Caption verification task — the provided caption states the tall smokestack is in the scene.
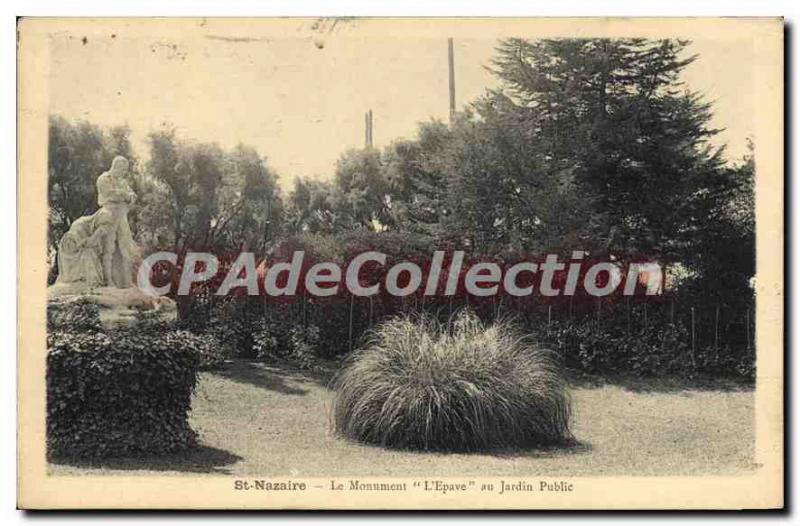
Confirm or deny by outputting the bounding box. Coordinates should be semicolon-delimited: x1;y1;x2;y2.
368;109;373;147
448;38;456;123
365;111;374;148
364;109;373;148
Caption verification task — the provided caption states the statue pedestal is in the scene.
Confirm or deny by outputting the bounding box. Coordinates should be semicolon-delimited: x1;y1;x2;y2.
47;283;177;329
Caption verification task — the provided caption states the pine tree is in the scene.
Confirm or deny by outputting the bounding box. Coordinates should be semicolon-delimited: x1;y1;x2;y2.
491;38;735;263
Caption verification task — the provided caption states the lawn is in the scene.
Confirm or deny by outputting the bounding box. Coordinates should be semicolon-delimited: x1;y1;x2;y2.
49;359;755;477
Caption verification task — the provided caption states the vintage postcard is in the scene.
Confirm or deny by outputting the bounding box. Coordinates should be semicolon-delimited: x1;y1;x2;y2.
17;17;783;510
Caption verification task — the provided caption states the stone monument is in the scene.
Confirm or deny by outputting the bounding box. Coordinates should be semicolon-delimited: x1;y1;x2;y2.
47;156;176;328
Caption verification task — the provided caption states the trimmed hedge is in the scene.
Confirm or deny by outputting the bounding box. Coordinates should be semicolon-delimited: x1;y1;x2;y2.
46;303;203;458
531;315;755;380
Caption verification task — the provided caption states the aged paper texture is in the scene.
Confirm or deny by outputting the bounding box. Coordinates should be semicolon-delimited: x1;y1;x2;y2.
18;17;783;510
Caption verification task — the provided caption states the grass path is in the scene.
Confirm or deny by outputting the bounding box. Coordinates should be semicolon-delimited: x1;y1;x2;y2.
49;360;755;476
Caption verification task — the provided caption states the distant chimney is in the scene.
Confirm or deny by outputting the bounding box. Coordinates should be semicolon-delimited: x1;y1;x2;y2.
365;109;373;148
448;38;456;123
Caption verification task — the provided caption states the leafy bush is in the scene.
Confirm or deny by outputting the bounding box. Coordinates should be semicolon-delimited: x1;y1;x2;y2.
534;314;754;380
126;306;228;370
693;343;756;380
47;327;200;458
332;310;572;452
252;322;282;359
129;307;175;333
288;324;321;371
47;297;103;334
44;301;222;458
207;313;258;358
176;330;228;370
253;320;321;371
179;294;262;358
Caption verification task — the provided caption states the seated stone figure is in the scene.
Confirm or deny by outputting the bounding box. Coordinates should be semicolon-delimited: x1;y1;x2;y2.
56;156;139;288
50;156;175;328
54;212;107;287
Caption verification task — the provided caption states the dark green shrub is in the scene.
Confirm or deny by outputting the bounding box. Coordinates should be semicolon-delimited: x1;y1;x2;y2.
288;324;321;371
626;324;692;376
208;314;258;357
46;299;208;458
253;320;321;371
47;328;200;458
332;311;572;452
532;309;754;380
126;307;230;370
130;307;176;334
174;330;228;370
179;295;262;358
541;323;624;374
47;297;103;334
694;343;756;380
252;321;282;359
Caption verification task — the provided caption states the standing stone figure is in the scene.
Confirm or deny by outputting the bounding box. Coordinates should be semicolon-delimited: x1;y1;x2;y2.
55;156;139;289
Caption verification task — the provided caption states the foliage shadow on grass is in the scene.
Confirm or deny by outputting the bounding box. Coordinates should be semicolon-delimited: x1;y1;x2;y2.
209;359;315;395
48;444;242;474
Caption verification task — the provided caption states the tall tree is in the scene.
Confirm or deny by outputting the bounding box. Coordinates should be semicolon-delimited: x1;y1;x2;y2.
285;177;353;235
212;144;283;253
383;120;452;237
145;128;284;253
333;148;391;230
491;38;734;262
681;142;755;305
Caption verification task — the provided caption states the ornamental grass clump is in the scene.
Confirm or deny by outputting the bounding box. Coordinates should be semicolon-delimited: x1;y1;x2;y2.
332;311;572;452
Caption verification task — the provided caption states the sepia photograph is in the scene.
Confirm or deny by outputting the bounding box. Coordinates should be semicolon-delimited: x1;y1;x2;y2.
16;16;784;510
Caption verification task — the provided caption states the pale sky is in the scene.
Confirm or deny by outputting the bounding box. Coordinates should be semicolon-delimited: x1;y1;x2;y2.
47;19;755;190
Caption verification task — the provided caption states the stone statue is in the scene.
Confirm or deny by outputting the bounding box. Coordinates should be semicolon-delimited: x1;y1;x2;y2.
49;156;174;328
56;156;139;288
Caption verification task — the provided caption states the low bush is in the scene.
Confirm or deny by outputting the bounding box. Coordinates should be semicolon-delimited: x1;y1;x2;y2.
252;321;282;359
253;320;321;371
176;330;228;370
45;301;216;458
47;328;200;458
179;294;262;358
128;307;228;370
533;315;755;381
47;297;104;334
287;324;321;371
332;310;572;452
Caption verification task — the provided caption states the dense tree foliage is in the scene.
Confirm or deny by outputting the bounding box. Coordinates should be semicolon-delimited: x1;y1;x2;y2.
46;37;756;377
140;128;283;253
382;121;451;237
48;37;754;308
487;38;739;262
